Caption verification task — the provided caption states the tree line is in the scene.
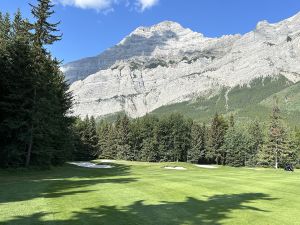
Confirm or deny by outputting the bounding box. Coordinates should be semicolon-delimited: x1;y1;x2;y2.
74;105;300;169
0;0;74;168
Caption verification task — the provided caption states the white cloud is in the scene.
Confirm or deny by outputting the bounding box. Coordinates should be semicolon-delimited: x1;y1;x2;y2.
55;0;116;11
54;0;159;12
136;0;159;11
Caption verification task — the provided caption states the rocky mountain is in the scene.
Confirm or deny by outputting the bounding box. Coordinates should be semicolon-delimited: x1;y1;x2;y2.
64;13;300;119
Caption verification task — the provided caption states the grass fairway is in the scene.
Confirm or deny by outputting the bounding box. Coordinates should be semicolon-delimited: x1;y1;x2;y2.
0;161;300;225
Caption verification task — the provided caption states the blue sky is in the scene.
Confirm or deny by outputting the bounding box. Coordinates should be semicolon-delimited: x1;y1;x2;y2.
1;0;300;63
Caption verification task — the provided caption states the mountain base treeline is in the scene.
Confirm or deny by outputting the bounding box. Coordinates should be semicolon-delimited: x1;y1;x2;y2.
74;107;300;169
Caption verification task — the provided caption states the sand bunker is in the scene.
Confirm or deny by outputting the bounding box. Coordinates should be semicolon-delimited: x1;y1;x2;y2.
68;162;114;169
100;159;115;163
164;166;186;170
195;164;218;169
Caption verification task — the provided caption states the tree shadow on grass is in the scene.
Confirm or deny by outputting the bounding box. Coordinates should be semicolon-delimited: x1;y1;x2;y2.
0;162;135;204
0;193;276;225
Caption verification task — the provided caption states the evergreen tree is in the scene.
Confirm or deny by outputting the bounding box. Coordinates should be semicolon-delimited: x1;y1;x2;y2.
73;116;98;160
115;115;133;160
136;115;159;161
30;0;61;48
223;127;251;167
0;1;72;168
258;104;288;168
246;120;264;166
188;122;207;163
99;122;118;159
171;114;191;162
88;116;99;156
156;113;191;162
207;113;228;165
25;0;73;167
141;137;159;162
0;11;37;167
293;128;300;167
156;116;173;161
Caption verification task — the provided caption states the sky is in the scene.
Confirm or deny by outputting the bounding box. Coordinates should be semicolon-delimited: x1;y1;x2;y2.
1;0;300;63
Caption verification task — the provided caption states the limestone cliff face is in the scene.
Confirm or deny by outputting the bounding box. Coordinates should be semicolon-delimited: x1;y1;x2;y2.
65;13;300;118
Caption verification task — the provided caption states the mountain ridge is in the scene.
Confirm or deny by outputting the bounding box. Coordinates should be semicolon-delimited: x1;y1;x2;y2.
65;12;300;119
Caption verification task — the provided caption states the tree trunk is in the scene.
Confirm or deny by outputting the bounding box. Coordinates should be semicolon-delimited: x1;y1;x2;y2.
26;88;36;167
25;124;33;167
275;144;278;169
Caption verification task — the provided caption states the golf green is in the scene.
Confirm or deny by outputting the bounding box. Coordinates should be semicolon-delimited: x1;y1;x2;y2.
0;161;299;225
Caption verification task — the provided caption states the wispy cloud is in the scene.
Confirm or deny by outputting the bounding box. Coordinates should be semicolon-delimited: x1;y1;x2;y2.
54;0;159;12
54;0;116;11
136;0;159;12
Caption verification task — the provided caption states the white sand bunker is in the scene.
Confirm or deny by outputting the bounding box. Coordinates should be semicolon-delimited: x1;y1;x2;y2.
164;166;186;170
68;162;114;169
100;159;115;163
195;164;218;169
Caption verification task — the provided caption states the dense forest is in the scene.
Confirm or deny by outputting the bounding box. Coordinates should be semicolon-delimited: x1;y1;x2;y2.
0;0;74;168
0;0;299;169
73;107;300;169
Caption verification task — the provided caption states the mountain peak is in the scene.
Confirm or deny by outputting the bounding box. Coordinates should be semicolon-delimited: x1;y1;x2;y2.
152;20;183;29
131;20;185;36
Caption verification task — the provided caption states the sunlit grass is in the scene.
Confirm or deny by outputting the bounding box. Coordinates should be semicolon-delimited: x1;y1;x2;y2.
0;161;299;225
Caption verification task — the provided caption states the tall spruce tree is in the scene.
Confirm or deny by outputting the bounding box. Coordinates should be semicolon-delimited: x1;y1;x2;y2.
258;104;288;168
188;123;207;163
293;128;300;166
207;113;228;165
223;127;251;167
25;0;73;167
25;0;62;166
115;115;133;160
30;0;61;47
246;120;264;166
137;115;159;161
98;122;117;159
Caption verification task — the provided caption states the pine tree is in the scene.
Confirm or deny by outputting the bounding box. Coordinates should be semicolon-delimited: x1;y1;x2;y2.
87;116;99;157
115;115;133;160
98;122;117;159
293;128;300;167
246;120;264;166
188;122;207;163
30;0;61;48
0;13;11;41
141;137;159;162
24;0;73;167
136;115;159;161
223;127;251;167
207;113;228;165
1;4;72;168
258;104;288;168
156;116;173;161
281;129;298;167
0;11;37;167
25;0;63;166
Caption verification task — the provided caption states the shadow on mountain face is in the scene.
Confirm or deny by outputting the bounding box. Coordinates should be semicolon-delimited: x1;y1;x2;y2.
0;163;135;204
1;193;276;225
64;30;178;83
